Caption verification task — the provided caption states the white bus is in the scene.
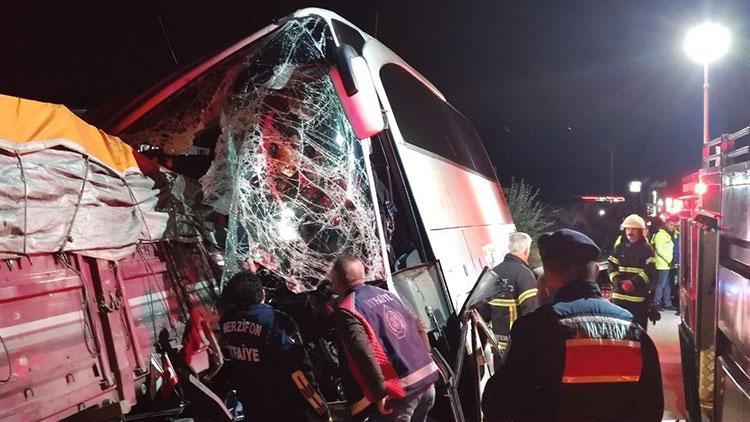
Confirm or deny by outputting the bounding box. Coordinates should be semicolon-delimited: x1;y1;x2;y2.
100;8;514;420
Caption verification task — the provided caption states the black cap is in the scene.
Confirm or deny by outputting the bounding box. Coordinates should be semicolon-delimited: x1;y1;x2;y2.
538;229;600;262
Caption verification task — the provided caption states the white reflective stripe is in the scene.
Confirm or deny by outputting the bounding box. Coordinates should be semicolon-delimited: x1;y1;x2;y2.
128;291;170;307
400;361;438;388
5;323;82;350
0;310;83;338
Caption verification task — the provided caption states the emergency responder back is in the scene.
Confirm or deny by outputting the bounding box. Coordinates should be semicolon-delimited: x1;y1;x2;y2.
483;229;664;422
484;281;664;421
474;253;539;348
219;271;329;421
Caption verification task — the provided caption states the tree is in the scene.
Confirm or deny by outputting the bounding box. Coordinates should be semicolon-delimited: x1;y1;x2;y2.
505;179;552;267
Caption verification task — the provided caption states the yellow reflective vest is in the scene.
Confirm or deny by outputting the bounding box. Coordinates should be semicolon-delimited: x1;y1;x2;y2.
651;229;675;271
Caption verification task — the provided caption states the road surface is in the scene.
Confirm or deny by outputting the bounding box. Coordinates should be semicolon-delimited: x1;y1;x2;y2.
650;311;686;421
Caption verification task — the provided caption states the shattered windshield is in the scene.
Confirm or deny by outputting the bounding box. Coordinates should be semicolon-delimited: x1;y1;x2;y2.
120;16;384;291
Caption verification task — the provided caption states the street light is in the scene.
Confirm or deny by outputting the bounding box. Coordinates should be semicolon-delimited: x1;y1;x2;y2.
628;180;642;193
684;22;731;144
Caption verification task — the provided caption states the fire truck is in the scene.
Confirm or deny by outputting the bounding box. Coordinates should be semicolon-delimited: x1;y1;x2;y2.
679;126;750;420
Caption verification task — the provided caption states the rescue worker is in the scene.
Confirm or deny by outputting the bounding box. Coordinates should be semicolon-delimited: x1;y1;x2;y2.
671;223;681;314
329;254;439;421
219;270;330;421
608;214;658;330
651;216;678;310
474;232;539;349
482;229;664;421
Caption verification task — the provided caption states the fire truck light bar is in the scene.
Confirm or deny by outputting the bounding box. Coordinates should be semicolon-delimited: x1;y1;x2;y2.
580;196;626;203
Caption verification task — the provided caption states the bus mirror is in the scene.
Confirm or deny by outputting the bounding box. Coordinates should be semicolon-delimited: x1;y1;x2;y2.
330;44;384;140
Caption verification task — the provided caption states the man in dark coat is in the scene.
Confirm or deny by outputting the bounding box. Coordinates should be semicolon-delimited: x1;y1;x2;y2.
609;214;658;330
482;229;664;421
475;232;539;349
219;271;330;421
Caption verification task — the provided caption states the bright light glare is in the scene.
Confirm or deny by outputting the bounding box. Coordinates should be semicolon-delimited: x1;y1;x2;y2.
695;181;708;195
335;132;346;146
598;209;606;217
684;22;731;64
277;207;298;241
628;180;642;193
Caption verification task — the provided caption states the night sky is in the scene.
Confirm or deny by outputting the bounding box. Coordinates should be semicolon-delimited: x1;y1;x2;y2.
2;0;749;200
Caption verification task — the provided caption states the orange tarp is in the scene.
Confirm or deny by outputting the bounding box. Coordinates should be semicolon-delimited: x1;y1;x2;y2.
0;94;138;173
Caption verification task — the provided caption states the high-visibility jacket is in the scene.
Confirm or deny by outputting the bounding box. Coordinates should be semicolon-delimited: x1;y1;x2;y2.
607;238;656;305
481;279;664;421
474;254;539;348
334;284;439;414
651;229;676;270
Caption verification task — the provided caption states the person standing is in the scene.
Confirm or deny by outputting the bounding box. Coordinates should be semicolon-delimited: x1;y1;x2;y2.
608;214;658;330
474;232;539;349
671;223;681;314
482;229;663;421
329;255;439;421
219;271;330;421
651;217;678;310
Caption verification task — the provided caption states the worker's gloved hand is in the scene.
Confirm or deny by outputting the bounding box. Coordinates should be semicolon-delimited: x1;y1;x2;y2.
647;303;662;325
620;279;635;292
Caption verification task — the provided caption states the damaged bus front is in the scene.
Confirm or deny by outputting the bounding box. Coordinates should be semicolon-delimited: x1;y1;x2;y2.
101;8;513;420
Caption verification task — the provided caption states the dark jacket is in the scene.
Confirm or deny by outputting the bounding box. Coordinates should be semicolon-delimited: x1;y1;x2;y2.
475;254;539;346
608;238;656;304
482;279;663;422
220;303;329;421
334;284;438;415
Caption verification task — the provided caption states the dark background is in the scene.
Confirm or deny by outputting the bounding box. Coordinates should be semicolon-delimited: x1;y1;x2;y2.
2;0;749;200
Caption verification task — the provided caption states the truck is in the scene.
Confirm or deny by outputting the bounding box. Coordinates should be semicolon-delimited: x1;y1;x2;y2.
0;93;230;421
1;8;513;421
679;125;750;421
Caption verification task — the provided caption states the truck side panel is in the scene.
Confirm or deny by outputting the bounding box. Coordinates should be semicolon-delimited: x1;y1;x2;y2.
0;243;218;421
0;255;120;421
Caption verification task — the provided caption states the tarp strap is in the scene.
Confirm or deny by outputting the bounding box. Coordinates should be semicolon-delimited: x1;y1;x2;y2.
124;175;154;241
59;155;91;252
16;153;28;254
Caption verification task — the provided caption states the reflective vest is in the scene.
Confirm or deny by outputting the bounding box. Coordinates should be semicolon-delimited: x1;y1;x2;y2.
651;229;675;270
338;284;439;403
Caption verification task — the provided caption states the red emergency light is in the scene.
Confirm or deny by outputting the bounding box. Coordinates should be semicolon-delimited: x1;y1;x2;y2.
580;196;626;203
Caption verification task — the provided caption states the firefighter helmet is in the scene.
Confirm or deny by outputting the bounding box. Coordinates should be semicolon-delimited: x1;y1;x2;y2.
620;214;646;230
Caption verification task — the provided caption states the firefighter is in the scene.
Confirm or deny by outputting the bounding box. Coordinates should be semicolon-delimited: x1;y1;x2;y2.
329;254;439;422
608;214;658;330
482;229;664;421
219;271;330;421
474;232;539;350
651;216;678;310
